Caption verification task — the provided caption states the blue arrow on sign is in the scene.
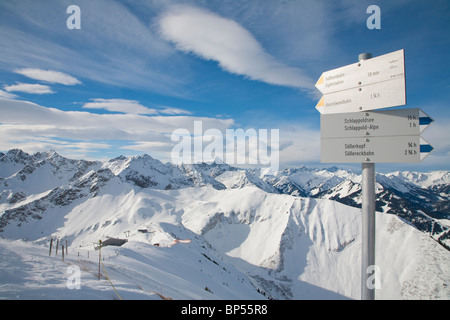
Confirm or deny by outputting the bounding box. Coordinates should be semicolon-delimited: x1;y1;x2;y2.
419;110;434;133
420;138;434;160
419;116;433;126
420;144;433;153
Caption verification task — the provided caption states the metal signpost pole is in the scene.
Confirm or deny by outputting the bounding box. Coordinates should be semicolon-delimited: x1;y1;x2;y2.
358;53;376;300
361;162;376;300
316;48;432;300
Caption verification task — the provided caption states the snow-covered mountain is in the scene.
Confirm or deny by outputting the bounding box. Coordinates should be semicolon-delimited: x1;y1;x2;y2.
0;149;449;300
263;165;450;249
0;149;100;200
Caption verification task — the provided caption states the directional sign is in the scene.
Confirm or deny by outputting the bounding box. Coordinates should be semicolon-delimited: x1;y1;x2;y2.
316;49;405;95
316;49;434;164
320;108;433;138
321;136;433;163
315;76;406;114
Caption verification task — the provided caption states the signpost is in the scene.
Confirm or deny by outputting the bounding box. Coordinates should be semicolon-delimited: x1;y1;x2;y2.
315;50;433;300
320;108;434;163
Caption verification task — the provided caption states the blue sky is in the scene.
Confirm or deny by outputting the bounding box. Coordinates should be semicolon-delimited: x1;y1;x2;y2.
0;0;449;172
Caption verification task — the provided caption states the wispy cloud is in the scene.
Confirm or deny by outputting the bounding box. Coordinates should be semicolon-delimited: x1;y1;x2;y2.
278;125;320;165
158;5;314;92
3;83;54;94
14;68;81;85
82;99;193;116
0;98;233;160
0;0;184;96
419;117;450;167
120;141;169;152
82;99;159;115
158;106;192;115
0;89;17;99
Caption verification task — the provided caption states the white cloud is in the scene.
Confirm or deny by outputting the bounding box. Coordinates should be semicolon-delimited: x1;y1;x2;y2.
3;83;54;94
0;1;182;96
277;125;321;166
158;5;314;91
82;99;159;115
82;99;194;116
0;98;323;167
0;89;17;99
0;98;234;160
158;106;192;115
121;141;169;151
0;128;112;160
14;68;81;85
418;118;450;167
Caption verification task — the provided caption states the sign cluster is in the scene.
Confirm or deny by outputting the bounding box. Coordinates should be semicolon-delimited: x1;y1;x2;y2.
316;49;434;163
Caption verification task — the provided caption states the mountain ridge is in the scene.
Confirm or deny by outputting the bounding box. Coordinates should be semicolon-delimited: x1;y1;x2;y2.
1;149;449;248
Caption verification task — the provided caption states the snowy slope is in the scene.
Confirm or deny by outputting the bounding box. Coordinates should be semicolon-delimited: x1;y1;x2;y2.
386;170;450;188
179;187;449;299
261;164;450;248
0;238;263;300
102;154;192;190
0;150;449;300
1;183;449;299
0;169;266;299
263;166;358;197
176;163;227;190
0;149;100;206
215;170;278;193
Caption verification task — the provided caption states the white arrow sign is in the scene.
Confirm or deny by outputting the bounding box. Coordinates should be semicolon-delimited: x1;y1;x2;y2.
315;49;406;114
316;76;406;114
315;49;405;95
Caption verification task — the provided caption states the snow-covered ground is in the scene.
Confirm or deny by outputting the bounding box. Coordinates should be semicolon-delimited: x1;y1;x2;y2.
0;236;263;300
1;186;449;300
